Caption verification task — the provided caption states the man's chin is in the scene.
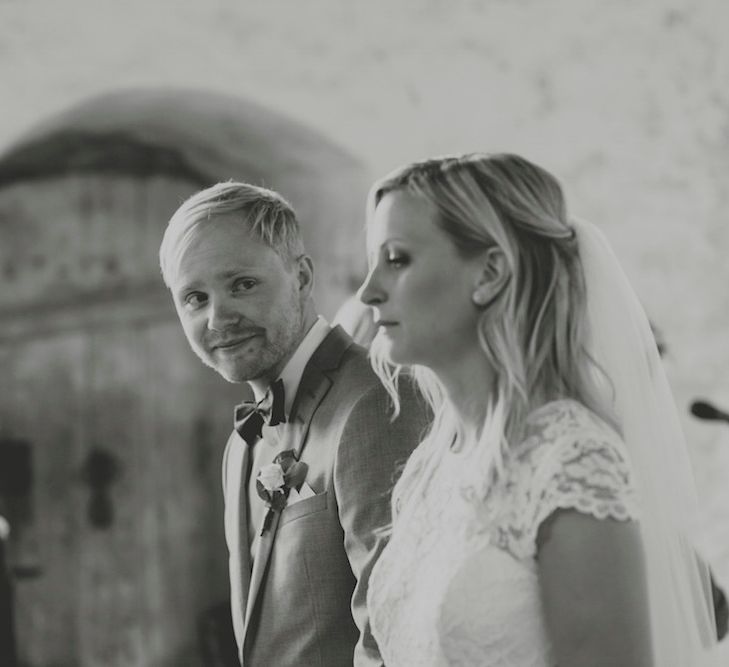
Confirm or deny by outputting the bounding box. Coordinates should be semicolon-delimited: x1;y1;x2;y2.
216;365;257;384
198;356;250;383
211;357;277;384
220;371;248;384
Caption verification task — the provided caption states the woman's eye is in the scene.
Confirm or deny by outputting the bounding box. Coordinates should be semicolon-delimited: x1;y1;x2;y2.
386;253;409;268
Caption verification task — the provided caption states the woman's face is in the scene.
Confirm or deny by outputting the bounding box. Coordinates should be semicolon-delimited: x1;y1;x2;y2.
358;190;484;369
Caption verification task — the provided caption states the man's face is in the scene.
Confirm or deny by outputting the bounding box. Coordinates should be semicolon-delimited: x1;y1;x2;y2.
169;214;308;384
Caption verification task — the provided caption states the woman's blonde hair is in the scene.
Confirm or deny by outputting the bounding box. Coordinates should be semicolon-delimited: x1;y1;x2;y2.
366;153;616;510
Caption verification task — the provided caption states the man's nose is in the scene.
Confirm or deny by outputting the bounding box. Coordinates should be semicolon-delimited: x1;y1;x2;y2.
207;295;241;331
357;266;385;306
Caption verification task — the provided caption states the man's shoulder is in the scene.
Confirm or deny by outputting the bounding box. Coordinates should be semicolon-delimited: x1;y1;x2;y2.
336;339;377;381
333;365;429;436
309;327;428;423
311;327;375;390
319;347;379;419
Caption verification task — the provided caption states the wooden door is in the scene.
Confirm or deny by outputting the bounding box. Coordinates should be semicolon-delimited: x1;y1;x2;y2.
1;312;238;667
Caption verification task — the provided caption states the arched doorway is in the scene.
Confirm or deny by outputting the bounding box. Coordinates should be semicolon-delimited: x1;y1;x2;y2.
0;88;370;667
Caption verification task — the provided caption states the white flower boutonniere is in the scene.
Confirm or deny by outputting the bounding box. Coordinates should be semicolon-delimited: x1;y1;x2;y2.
257;463;285;493
255;449;308;535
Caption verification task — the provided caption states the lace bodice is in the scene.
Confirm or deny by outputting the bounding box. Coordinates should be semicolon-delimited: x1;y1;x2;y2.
367;399;640;667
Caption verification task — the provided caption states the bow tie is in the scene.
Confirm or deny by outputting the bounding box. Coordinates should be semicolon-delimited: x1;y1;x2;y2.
234;378;287;447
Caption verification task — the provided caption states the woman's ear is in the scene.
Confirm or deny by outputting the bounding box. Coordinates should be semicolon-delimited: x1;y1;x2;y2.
472;247;510;307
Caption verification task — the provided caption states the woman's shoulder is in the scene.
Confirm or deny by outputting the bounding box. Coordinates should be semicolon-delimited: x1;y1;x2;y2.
514;398;624;461
527;397;617;433
495;398;639;559
507;398;636;509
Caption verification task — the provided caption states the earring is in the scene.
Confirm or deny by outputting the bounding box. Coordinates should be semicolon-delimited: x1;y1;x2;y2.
472;291;488;306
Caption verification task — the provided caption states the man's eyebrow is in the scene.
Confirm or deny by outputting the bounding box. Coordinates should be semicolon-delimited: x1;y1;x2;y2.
216;269;250;280
175;269;256;295
174;280;200;299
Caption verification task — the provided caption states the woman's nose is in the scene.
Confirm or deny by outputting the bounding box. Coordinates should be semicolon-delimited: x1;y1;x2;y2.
357;266;385;306
207;295;241;331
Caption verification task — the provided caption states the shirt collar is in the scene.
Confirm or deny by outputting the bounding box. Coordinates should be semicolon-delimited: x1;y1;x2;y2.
250;316;331;416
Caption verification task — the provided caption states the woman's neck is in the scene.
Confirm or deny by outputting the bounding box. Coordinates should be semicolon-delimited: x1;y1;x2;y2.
432;350;496;442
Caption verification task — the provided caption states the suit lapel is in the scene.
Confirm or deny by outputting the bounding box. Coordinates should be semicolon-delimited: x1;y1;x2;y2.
241;327;354;642
225;434;253;650
245;508;281;624
238;444;253;597
288;365;332;460
288;325;353;460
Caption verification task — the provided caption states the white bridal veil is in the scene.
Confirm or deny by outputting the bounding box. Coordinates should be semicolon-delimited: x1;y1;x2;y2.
574;218;719;666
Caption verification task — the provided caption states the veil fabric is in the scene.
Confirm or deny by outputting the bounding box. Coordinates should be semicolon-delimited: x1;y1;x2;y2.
574;218;719;665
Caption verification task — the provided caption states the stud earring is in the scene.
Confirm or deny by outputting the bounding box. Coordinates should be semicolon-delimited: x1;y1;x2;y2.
472;291;488;306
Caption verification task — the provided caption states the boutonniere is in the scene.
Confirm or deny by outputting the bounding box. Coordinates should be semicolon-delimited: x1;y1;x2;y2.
256;449;308;535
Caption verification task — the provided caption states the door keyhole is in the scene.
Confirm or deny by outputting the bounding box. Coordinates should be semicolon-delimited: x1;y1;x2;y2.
80;448;120;529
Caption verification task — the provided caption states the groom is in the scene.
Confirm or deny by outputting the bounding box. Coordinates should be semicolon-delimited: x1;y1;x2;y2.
160;182;428;666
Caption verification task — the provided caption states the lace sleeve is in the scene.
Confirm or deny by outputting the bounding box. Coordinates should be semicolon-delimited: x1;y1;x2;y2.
496;400;641;560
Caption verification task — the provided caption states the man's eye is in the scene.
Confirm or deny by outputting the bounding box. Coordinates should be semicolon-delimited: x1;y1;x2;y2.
184;292;207;308
233;278;258;292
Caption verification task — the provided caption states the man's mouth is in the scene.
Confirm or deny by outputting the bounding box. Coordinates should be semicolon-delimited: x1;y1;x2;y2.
212;333;261;351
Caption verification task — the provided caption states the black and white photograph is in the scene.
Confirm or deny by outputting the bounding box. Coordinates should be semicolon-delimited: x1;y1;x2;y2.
1;2;728;665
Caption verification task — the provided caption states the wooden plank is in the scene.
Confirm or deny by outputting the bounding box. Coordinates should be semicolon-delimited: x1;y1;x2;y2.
138;319;234;667
79;324;146;667
1;332;87;667
74;317;233;667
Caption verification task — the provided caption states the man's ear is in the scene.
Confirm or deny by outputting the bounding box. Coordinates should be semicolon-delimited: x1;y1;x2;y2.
296;255;315;295
472;246;510;307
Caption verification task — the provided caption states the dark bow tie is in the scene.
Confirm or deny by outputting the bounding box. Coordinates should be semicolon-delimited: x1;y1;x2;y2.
234;378;287;447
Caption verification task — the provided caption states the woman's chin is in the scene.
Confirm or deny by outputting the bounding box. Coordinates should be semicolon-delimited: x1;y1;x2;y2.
373;333;403;365
380;341;414;367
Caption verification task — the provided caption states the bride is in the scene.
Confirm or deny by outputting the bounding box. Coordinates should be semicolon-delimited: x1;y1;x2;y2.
358;153;719;666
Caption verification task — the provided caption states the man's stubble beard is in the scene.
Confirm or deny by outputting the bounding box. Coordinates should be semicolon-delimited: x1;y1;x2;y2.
212;294;306;384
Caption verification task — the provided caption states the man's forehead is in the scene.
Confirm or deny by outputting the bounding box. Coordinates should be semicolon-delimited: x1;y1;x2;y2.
170;231;282;288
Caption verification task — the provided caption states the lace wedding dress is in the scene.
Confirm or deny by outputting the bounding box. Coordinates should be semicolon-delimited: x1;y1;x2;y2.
367;399;639;666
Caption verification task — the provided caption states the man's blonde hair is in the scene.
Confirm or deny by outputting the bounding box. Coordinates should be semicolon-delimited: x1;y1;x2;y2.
159;181;305;287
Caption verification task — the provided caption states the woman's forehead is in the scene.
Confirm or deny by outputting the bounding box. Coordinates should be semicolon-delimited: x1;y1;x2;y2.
368;191;442;248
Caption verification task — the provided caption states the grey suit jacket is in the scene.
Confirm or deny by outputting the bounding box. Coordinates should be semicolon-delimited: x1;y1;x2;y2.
222;326;430;666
